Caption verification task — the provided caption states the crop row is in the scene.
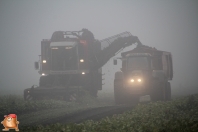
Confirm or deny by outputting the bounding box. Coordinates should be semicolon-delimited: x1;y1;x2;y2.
0;94;111;118
19;94;198;132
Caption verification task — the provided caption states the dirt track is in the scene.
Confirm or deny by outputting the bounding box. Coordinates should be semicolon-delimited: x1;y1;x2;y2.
26;105;134;126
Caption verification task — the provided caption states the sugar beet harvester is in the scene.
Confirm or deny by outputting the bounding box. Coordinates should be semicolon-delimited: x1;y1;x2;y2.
113;45;173;104
24;29;143;100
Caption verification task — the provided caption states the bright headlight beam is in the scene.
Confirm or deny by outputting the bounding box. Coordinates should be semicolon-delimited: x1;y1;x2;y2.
138;79;141;82
82;72;85;75
80;59;84;62
43;60;46;63
130;79;134;82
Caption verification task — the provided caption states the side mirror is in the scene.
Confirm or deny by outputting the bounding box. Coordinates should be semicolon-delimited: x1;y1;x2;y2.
34;62;39;70
113;59;117;65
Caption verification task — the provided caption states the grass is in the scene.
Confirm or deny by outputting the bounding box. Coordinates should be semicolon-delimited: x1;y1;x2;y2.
0;92;115;128
1;93;198;132
18;94;198;132
0;95;113;116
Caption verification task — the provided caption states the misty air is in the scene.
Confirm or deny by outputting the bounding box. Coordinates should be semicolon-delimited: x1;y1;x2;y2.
0;0;198;131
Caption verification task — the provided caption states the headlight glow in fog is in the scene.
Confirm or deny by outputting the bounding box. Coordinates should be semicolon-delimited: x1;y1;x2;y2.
130;79;134;82
80;59;84;62
138;79;142;82
130;78;142;83
82;72;85;75
43;60;46;63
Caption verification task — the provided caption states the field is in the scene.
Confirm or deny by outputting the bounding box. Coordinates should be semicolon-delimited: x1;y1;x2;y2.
0;93;198;132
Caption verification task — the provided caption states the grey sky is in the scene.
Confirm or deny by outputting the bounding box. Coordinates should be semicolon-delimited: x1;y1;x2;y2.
0;0;198;95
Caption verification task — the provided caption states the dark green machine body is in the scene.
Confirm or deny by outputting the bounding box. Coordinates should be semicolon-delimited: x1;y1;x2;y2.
24;30;144;101
114;45;173;104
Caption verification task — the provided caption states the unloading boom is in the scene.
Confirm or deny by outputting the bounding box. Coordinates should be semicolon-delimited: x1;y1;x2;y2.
94;31;142;70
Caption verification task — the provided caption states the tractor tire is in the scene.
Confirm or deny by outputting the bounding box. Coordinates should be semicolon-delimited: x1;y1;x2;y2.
166;82;171;101
151;80;166;102
151;71;168;102
114;71;125;104
161;81;167;101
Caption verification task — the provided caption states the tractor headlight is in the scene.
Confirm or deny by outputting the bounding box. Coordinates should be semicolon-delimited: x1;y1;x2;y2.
80;59;84;62
130;79;134;82
42;73;45;76
43;60;46;63
129;78;142;83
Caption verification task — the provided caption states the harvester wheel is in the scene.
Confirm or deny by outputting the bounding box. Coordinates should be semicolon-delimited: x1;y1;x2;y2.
114;79;125;104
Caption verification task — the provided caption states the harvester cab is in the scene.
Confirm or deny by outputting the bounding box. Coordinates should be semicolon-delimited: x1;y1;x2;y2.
37;30;98;76
24;29;144;101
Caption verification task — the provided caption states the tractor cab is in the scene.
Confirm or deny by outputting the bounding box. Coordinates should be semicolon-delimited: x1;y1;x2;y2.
125;53;152;72
123;53;152;85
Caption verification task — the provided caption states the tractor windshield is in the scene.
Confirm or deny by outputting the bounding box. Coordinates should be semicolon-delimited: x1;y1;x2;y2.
50;41;78;70
127;56;150;71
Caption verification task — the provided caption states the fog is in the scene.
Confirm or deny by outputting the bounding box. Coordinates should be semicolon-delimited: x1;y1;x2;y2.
0;0;198;96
